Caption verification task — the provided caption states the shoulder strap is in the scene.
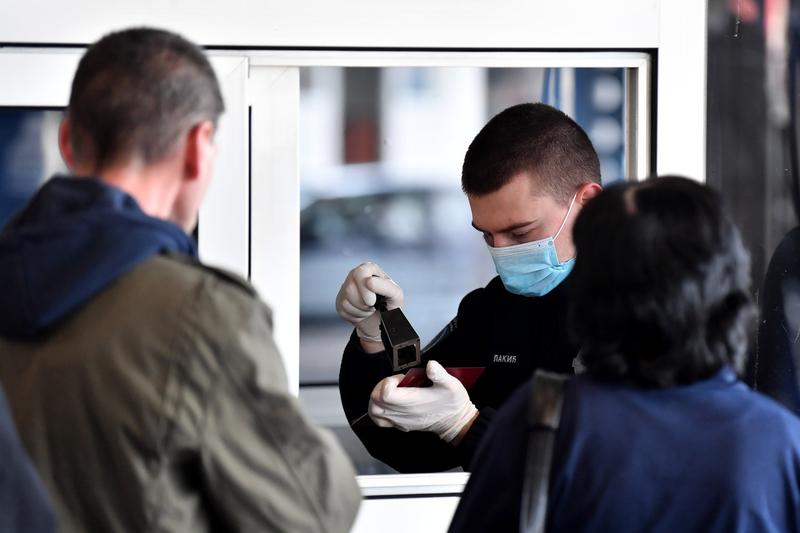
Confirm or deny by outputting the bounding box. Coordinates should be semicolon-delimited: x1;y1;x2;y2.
520;370;569;533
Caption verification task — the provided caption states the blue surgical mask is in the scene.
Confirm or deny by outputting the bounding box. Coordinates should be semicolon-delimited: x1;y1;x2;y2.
487;193;577;297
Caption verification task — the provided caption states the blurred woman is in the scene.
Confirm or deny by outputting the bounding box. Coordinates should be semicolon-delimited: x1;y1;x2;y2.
449;176;800;533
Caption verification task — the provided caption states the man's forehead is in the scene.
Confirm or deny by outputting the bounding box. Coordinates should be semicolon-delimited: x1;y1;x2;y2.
468;192;559;232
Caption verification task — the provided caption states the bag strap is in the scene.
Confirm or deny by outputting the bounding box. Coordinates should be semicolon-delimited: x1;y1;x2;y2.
519;370;569;533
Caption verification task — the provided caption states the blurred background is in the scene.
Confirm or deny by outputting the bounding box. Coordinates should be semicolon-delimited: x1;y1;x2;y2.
0;110;64;226
706;0;800;382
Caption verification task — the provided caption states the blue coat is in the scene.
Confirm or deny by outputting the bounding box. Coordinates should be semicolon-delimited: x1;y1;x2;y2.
450;367;800;533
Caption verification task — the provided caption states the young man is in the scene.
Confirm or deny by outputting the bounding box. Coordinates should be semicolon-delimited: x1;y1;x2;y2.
336;103;602;472
0;28;359;532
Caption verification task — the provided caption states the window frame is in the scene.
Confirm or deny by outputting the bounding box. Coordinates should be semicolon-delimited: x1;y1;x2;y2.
244;50;652;496
0;45;689;501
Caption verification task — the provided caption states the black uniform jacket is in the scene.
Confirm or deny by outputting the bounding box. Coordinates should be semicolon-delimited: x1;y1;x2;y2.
339;275;580;473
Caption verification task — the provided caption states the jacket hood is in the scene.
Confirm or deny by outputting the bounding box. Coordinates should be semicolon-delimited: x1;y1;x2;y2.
0;176;196;339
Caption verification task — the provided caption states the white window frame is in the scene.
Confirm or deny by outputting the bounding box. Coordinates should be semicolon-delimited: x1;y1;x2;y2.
0;45;698;527
244;51;651;501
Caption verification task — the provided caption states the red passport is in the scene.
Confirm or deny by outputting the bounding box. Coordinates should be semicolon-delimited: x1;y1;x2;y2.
399;366;485;390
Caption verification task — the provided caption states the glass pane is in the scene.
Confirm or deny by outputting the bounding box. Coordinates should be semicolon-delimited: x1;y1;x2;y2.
298;66;628;474
0;109;66;227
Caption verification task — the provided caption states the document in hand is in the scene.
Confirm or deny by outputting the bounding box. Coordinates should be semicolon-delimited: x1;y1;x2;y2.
398;367;485;390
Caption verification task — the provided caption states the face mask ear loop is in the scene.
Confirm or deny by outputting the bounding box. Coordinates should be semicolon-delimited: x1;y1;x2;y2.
553;192;578;241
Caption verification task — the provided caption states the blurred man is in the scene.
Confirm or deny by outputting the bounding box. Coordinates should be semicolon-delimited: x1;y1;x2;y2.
337;103;602;472
0;28;359;532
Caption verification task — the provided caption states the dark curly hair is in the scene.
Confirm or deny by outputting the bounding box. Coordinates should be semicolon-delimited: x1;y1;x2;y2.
570;176;754;388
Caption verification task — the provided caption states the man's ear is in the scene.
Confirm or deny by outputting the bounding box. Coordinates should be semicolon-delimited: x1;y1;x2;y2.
183;121;216;181
58;118;76;170
577;182;603;205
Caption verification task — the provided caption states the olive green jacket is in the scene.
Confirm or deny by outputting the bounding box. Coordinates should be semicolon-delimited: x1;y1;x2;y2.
0;253;360;532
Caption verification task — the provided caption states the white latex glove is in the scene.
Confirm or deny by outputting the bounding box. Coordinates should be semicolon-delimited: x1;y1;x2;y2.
368;361;479;443
335;262;404;343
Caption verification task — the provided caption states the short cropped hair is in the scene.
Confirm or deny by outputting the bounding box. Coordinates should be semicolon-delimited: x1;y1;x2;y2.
68;27;224;169
570;176;754;388
461;103;600;205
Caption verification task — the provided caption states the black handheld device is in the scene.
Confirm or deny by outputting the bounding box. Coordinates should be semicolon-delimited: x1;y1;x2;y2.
375;293;422;372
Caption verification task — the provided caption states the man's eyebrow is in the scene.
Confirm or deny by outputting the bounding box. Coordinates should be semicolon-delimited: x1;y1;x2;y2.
471;220;538;234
